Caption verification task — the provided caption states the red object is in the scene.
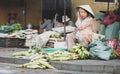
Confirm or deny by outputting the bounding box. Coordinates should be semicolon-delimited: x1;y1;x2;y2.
117;46;120;54
102;12;119;25
107;39;117;50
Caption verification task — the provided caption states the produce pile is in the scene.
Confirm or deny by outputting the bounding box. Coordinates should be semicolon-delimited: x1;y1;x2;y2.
110;49;119;59
12;44;43;57
48;50;79;61
16;50;80;69
18;53;55;69
51;32;61;39
0;23;22;33
71;44;90;59
13;44;89;69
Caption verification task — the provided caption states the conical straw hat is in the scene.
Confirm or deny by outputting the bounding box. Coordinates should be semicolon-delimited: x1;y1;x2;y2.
76;5;95;18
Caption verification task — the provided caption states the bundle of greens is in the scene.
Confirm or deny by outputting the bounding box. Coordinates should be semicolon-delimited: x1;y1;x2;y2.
12;44;43;57
71;44;90;59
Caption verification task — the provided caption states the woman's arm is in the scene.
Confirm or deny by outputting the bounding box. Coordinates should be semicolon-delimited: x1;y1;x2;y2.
79;18;93;30
79;24;90;30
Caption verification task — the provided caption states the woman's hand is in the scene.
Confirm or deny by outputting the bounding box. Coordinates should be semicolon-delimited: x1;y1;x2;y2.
73;28;79;34
85;34;92;42
74;28;78;32
80;24;90;30
79;26;85;30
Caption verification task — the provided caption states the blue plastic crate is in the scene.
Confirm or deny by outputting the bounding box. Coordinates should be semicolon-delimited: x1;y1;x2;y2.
44;48;67;53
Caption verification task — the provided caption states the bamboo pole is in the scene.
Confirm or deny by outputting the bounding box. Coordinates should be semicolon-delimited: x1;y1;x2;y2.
64;0;66;41
41;0;43;20
39;0;43;34
107;0;110;14
25;0;27;25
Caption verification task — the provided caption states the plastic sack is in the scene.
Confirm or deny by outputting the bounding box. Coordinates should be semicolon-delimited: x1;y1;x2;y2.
118;30;120;40
92;33;105;41
98;24;106;35
89;41;112;60
105;22;120;39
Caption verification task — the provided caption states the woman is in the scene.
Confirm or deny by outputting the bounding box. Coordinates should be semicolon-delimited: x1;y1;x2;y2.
66;5;95;51
39;18;53;33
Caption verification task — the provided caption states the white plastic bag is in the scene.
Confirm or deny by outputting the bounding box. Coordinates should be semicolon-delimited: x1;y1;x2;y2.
54;40;67;48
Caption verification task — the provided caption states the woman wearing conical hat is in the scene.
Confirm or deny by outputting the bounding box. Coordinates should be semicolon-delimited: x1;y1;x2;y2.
66;5;95;51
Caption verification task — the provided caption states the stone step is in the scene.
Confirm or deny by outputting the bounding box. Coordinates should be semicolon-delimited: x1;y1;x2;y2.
50;60;120;74
0;62;112;74
0;56;117;74
0;56;30;64
113;69;120;74
0;47;30;64
55;70;112;74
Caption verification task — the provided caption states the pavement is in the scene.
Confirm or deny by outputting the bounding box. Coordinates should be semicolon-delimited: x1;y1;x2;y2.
0;47;120;74
0;62;113;74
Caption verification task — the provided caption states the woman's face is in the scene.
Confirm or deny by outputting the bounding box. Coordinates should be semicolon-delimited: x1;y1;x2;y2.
79;8;88;19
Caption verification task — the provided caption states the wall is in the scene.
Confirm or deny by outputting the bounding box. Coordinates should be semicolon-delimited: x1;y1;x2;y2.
0;0;42;26
26;0;41;25
71;0;118;22
0;0;23;25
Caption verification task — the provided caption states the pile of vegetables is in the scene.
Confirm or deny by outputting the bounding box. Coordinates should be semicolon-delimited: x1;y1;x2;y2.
11;23;22;31
71;44;90;59
0;25;13;33
48;50;79;61
18;60;55;69
110;50;119;59
0;23;22;33
17;50;79;69
12;44;43;57
51;32;61;39
12;44;80;69
18;53;55;69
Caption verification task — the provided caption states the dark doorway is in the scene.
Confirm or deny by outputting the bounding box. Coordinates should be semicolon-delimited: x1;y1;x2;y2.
42;0;71;20
95;0;115;3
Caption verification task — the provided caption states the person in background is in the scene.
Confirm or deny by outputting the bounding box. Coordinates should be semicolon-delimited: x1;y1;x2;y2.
54;18;64;27
54;12;59;25
6;12;18;26
62;15;74;26
39;18;53;33
53;12;63;28
6;18;18;26
66;5;95;51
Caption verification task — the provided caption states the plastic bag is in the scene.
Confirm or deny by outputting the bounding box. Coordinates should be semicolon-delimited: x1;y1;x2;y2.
105;22;120;39
89;41;112;60
118;31;120;40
